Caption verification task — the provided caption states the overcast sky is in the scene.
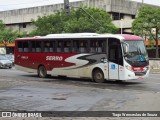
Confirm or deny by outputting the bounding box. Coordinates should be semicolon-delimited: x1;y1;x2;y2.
0;0;159;11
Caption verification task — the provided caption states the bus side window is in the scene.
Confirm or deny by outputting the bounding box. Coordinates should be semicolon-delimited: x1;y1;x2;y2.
101;40;106;53
49;42;54;52
89;40;106;53
36;41;42;52
79;42;85;53
44;41;50;52
23;41;29;52
18;48;23;52
79;41;88;53
90;40;96;53
51;41;56;52
95;41;102;53
57;41;63;53
96;40;106;53
18;41;23;52
72;41;79;53
44;41;55;53
36;48;41;52
30;41;36;52
64;41;71;53
24;48;28;52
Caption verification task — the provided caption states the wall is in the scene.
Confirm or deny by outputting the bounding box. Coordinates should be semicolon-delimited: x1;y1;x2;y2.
149;59;160;73
0;0;141;33
0;0;158;33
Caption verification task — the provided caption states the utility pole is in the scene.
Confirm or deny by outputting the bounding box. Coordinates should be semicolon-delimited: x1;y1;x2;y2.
120;19;123;34
142;0;144;5
64;1;103;33
64;0;70;14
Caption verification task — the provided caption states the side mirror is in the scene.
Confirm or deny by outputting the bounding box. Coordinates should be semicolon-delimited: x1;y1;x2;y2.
122;42;129;56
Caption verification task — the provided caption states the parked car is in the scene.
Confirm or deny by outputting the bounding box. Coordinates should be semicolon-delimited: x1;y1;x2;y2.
5;54;14;65
0;54;13;69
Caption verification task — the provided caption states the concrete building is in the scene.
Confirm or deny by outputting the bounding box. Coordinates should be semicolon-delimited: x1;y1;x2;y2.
0;0;156;34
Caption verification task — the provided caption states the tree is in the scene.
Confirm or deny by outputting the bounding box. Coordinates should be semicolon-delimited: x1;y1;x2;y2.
0;29;19;44
31;6;118;36
0;20;21;44
132;6;160;58
0;20;6;31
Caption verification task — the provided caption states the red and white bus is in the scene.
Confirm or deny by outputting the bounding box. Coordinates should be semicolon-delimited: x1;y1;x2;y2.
14;33;149;82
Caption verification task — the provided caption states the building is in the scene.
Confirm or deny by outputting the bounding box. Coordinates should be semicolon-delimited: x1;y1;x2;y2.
0;0;157;34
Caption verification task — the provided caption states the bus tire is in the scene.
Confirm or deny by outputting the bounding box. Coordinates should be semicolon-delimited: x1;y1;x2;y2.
38;65;47;78
93;69;105;83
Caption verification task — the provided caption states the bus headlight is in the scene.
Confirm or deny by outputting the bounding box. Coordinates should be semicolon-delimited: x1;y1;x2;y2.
125;65;133;72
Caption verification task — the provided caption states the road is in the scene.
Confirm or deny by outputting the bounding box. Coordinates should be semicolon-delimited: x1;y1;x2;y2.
0;68;160;118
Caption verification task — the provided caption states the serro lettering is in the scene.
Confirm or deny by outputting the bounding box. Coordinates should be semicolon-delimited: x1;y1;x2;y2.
46;56;63;61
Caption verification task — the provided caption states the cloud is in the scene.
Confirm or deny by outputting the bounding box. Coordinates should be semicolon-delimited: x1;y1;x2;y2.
0;0;64;11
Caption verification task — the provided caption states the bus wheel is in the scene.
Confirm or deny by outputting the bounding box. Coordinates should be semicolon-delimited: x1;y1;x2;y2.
38;65;47;78
93;69;105;83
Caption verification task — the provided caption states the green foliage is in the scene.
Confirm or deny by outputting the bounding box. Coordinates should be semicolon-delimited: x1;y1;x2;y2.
0;20;6;31
148;41;154;49
132;6;160;36
31;6;118;36
132;5;160;57
0;29;17;44
0;20;21;44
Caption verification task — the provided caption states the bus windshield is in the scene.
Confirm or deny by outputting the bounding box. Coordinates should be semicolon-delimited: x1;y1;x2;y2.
124;40;149;66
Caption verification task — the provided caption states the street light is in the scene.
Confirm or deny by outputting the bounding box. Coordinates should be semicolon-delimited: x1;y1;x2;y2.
120;19;123;34
142;0;144;5
64;0;70;14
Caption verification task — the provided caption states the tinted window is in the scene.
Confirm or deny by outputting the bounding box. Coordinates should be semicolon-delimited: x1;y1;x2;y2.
108;38;123;65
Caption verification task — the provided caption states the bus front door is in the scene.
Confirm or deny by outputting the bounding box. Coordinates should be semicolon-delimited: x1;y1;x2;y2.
108;45;120;80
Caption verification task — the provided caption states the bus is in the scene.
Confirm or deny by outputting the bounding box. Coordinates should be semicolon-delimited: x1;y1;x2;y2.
14;33;149;83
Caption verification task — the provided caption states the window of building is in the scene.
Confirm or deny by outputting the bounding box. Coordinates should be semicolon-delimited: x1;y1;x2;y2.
22;23;26;28
112;12;124;20
132;15;135;19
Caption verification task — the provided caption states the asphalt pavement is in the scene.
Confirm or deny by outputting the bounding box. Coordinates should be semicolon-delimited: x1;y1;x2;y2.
0;68;160;120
